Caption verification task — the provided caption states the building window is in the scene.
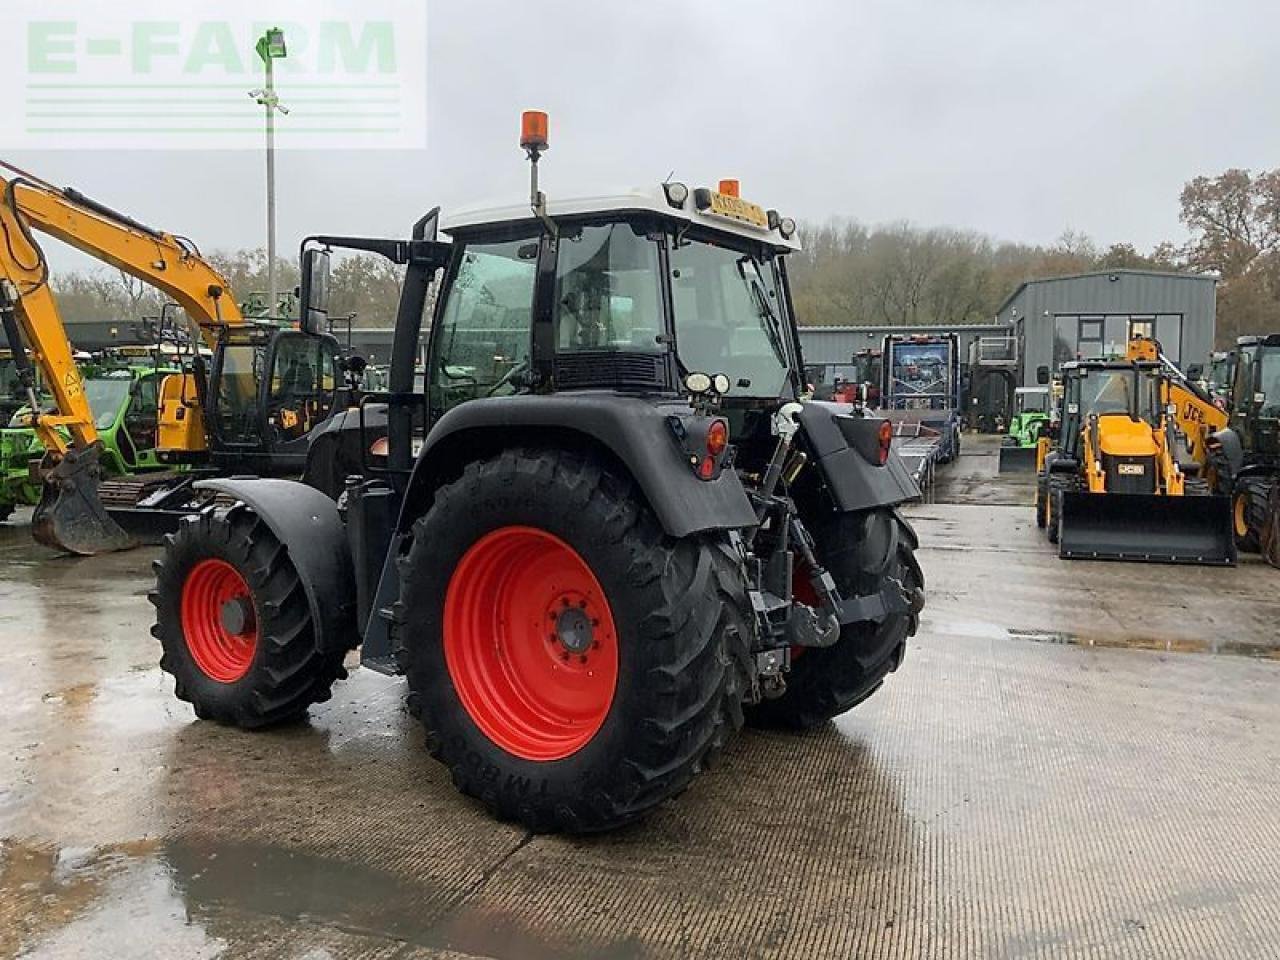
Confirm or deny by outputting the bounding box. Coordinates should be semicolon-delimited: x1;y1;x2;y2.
1156;315;1182;363
1051;313;1183;369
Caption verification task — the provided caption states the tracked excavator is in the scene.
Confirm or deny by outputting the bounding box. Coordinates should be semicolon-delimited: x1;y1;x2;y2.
0;161;349;554
1035;336;1235;564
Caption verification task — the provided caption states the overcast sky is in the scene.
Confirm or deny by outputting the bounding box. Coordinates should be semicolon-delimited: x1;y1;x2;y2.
12;0;1280;274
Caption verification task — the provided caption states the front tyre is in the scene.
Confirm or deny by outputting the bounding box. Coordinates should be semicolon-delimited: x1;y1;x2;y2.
745;507;923;730
151;504;349;728
1233;475;1271;553
393;448;751;833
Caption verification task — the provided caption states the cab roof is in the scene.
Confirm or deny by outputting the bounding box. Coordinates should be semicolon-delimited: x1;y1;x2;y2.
440;184;802;252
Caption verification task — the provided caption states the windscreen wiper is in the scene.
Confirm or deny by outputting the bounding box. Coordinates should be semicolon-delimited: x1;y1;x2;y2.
737;257;789;368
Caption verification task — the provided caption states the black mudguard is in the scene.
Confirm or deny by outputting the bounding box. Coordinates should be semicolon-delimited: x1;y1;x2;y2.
796;402;921;512
193;478;357;654
400;393;758;538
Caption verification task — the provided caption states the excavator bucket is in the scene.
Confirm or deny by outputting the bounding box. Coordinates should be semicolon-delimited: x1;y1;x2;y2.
32;443;136;555
1058;491;1236;566
997;445;1037;473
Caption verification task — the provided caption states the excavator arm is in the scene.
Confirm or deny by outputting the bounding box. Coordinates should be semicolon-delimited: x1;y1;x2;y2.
0;161;245;553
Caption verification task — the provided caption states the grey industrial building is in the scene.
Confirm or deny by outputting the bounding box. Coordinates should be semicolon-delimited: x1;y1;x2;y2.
995;268;1218;384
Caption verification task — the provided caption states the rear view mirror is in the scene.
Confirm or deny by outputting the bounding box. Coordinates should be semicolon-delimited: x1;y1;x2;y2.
1036;365;1050;385
299;247;331;336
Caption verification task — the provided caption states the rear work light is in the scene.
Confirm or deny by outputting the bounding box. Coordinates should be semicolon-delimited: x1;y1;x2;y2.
877;419;893;465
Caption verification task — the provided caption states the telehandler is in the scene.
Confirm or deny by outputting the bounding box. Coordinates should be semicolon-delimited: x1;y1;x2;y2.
0;161;350;553
151;113;926;832
1035;336;1234;564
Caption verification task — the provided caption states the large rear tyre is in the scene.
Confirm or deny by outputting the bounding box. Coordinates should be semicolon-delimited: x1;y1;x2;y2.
151;503;349;728
1233;475;1272;553
0;503;13;523
393;448;751;833
745;508;923;730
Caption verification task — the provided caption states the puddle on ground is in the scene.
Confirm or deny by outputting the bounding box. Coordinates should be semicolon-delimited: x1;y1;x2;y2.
1004;627;1280;660
1;836;640;960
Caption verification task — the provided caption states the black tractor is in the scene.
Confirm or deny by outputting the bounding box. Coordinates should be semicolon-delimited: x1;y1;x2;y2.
151;115;925;832
1210;334;1280;555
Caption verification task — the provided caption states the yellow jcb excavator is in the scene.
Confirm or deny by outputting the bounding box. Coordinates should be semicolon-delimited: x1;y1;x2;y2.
0;161;349;554
1034;336;1235;564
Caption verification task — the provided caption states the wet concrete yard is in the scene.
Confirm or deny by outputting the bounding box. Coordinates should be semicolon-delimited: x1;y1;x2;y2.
3;436;1280;958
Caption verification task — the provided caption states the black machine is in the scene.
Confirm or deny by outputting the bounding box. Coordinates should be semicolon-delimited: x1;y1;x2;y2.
151;115;926;833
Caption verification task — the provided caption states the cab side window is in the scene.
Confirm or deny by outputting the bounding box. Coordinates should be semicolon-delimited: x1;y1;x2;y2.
267;336;337;441
431;237;537;414
124;373;161;451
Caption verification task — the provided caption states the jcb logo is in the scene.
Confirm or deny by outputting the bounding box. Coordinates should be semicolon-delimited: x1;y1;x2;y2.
1182;401;1204;424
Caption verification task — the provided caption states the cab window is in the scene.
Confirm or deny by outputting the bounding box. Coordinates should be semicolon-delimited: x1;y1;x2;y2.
266;336;338;442
431;237;537;413
124;373;161;451
554;223;663;352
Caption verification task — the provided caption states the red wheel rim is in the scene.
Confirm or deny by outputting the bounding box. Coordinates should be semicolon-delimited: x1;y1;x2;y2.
443;526;619;761
791;557;819;661
180;558;258;683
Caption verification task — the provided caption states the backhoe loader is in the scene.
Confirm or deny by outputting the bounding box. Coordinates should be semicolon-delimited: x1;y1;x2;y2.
0;161;348;554
1035;336;1235;564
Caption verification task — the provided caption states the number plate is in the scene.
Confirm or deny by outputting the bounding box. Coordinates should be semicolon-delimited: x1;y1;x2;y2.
1117;463;1145;476
705;191;769;229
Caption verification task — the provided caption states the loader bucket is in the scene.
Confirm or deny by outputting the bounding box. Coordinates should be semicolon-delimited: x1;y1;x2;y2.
998;445;1037;473
1058;491;1236;566
32;443;136;555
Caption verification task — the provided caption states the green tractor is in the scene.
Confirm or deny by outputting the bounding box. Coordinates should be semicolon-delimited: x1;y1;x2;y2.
997;386;1052;473
0;363;178;522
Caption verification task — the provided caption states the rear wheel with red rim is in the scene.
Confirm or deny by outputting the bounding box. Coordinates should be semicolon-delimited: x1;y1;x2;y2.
394;448;752;833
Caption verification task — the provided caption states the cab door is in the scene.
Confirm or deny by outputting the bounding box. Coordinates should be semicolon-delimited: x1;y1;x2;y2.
260;330;343;470
122;371;163;468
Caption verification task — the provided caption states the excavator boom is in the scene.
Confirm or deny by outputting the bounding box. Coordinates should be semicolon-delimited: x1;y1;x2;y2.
0;161;244;554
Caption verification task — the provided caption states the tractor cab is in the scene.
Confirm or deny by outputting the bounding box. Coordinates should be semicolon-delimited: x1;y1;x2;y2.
1229;335;1280;458
425;181;802;418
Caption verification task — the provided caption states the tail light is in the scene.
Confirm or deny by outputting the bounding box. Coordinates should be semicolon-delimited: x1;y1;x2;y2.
706;419;729;456
698;419;730;479
877;419;893;465
370;436;389;457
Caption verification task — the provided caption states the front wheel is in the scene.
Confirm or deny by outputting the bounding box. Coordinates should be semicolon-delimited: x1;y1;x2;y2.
745;507;923;730
1233;475;1272;553
393;448;751;833
151;504;349;728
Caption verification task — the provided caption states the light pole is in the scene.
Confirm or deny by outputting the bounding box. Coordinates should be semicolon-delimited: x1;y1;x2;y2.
250;28;288;319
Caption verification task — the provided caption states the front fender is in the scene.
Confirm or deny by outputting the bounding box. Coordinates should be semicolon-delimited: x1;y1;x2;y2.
193;478;355;655
796;401;921;512
402;393;758;538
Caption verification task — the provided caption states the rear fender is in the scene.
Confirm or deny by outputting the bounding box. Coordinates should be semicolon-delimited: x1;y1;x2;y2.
397;394;758;538
193;478;356;654
795;401;920;512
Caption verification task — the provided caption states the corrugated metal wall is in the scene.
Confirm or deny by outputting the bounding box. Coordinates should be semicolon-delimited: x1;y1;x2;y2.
996;270;1216;385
